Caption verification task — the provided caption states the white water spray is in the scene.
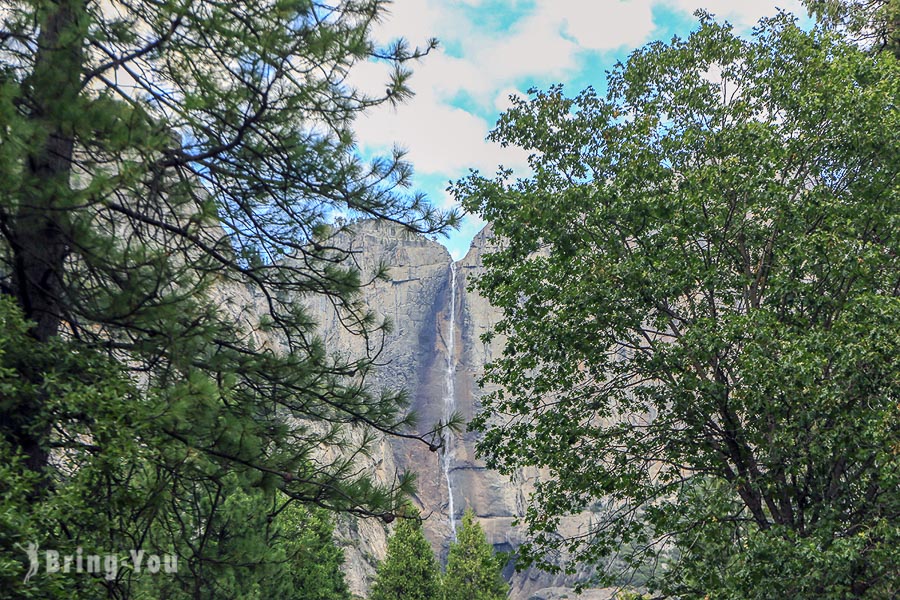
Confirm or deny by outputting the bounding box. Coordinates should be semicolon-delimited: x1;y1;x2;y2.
442;262;459;538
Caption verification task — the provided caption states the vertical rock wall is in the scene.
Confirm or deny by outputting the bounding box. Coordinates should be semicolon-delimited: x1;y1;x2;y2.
308;220;606;599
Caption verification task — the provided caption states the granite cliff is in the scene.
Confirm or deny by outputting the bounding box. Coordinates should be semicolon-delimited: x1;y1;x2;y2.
307;220;609;600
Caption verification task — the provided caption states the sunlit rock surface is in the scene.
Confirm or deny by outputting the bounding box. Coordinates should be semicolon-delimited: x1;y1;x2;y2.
307;220;601;599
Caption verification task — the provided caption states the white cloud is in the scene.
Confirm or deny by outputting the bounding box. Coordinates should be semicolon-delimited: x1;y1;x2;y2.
666;0;806;28
354;83;529;175
353;0;654;181
480;11;580;82
543;0;657;50
458;0;658;88
371;0;446;45
350;0;809;253
353;0;665;175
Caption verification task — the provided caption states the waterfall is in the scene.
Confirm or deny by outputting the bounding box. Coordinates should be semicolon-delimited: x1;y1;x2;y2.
442;262;459;538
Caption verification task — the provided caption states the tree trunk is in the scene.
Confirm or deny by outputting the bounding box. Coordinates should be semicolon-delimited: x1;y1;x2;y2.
5;0;86;475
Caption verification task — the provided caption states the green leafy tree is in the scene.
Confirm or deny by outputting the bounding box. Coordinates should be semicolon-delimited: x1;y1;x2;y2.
806;0;900;56
443;509;508;600
455;12;899;599
370;512;442;600
0;295;149;600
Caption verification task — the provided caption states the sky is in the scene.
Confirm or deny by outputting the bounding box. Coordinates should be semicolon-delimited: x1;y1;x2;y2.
351;0;811;260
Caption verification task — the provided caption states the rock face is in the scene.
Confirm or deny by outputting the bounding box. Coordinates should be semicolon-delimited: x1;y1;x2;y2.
311;220;600;599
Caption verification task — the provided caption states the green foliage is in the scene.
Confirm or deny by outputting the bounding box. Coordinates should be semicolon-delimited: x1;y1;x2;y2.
0;296;145;599
806;0;900;56
370;513;442;600
147;488;351;600
1;0;456;510
443;509;509;600
1;0;455;596
0;298;351;599
455;11;899;599
282;505;352;600
615;592;650;600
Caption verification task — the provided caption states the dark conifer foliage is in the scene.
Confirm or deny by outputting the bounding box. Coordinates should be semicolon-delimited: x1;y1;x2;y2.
370;512;442;600
0;1;455;597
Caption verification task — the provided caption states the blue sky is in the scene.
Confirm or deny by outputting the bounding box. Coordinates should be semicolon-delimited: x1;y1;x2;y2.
352;0;811;259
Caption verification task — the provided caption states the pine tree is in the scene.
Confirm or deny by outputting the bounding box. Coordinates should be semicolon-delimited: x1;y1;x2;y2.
1;0;454;514
140;484;351;600
1;1;455;596
282;505;351;600
369;514;442;600
443;509;508;600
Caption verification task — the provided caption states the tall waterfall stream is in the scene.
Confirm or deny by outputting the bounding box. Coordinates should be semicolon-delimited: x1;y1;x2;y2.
442;262;459;538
